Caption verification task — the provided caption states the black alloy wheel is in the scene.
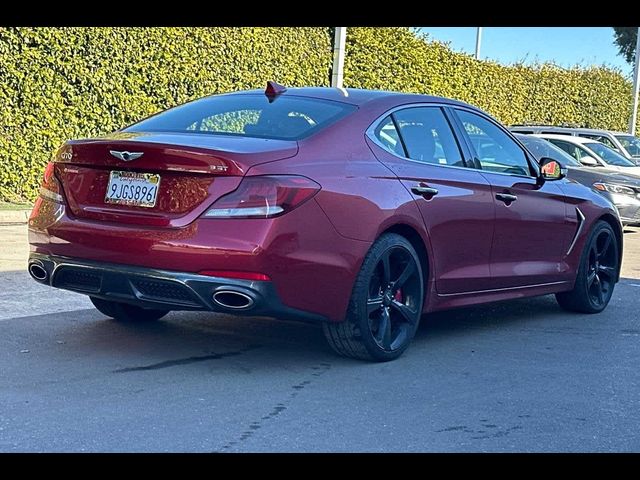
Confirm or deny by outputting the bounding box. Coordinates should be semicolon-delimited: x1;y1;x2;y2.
323;233;425;361
585;228;617;308
556;220;619;314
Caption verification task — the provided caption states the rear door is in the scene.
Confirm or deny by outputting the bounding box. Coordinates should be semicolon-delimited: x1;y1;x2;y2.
366;105;495;294
451;108;574;289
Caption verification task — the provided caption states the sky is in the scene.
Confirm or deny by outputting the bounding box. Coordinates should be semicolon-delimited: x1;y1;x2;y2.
416;27;631;77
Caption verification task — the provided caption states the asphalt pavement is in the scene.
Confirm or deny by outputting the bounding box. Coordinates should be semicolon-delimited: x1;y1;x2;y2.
1;224;639;452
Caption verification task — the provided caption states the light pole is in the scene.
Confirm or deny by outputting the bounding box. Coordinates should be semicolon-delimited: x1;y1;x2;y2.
331;27;347;88
475;27;483;60
629;27;640;135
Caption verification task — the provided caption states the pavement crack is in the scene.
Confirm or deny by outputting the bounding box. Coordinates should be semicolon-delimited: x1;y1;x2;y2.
112;345;260;373
216;362;332;452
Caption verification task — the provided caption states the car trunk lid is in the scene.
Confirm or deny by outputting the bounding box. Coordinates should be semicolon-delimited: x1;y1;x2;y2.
54;132;298;227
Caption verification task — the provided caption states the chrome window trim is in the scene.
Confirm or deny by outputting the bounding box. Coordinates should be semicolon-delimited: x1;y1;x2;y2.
365;103;474;173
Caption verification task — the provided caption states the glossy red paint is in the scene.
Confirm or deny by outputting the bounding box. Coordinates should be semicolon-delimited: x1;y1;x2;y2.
29;87;622;323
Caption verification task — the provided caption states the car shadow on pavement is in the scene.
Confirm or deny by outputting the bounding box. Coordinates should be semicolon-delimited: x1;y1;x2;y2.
45;293;569;366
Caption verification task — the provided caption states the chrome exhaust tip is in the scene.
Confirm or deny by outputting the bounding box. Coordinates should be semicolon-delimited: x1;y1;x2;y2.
28;262;48;282
212;290;254;310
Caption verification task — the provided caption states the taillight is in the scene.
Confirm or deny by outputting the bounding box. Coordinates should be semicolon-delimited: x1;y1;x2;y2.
39;162;64;203
203;175;321;219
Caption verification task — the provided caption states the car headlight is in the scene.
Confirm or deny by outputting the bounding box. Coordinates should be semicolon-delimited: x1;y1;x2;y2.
593;182;637;196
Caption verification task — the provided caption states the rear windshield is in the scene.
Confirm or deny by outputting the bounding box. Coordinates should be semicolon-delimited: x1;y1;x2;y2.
125;94;356;141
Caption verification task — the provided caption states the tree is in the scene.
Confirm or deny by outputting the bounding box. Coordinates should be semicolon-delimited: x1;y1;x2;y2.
613;27;638;64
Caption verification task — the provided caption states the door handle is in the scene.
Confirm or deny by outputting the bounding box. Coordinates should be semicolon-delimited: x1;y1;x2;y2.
411;186;439;197
496;192;518;204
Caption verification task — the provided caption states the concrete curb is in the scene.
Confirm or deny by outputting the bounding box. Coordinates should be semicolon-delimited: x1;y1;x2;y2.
0;209;31;224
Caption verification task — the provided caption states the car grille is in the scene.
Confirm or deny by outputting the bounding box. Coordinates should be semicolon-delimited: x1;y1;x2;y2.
130;278;198;305
54;267;102;293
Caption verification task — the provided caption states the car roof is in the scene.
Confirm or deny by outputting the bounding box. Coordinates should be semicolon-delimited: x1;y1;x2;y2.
226;86;476;108
512;125;624;136
532;133;603;145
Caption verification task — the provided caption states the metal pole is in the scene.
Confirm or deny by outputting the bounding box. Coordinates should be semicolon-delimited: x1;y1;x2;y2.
475;27;483;60
331;27;347;88
629;27;640;135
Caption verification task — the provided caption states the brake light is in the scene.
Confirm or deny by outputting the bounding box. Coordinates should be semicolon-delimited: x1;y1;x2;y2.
39;162;64;203
204;175;321;219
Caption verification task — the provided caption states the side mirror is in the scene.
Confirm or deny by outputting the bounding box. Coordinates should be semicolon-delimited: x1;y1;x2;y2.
539;158;566;181
580;156;599;167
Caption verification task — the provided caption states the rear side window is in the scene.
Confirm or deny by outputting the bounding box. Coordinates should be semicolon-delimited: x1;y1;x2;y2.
373;116;405;156
125;94;356;140
391;107;464;167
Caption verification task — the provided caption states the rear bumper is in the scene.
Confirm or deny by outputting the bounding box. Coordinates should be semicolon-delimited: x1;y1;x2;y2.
28;253;327;322
28;196;371;322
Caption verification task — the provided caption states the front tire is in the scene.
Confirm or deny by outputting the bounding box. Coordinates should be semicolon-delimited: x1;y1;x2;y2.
90;297;169;322
323;233;425;362
556;220;619;313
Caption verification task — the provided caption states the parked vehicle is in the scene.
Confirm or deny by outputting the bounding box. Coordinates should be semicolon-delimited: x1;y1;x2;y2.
516;134;640;226
531;133;640;174
28;83;623;361
510;125;640;165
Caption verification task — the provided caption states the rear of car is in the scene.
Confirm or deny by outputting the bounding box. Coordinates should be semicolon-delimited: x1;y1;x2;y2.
28;90;362;322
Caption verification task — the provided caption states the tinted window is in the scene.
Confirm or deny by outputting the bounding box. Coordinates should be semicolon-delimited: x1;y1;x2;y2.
584;142;636;167
392;107;464;166
517;135;581;167
126;94;356;140
457;110;531;176
373;116;405;156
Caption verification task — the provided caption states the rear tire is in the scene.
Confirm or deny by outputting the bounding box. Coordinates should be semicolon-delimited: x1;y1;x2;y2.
90;297;169;322
555;220;619;314
323;233;425;362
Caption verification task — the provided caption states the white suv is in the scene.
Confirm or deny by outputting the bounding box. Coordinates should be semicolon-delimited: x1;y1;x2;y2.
533;133;640;175
510;125;640;164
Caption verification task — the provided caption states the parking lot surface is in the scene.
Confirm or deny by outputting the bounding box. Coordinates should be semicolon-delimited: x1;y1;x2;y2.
1;224;639;452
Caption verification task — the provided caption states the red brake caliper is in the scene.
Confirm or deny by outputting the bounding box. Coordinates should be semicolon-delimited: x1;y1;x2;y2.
394;288;403;302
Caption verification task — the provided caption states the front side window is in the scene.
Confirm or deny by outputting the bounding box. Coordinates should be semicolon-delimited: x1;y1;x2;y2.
456;110;532;176
584;142;636;167
391;107;464;167
615;135;640;157
126;94;357;141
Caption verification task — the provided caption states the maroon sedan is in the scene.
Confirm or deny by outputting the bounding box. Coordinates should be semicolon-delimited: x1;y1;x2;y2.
28;83;623;361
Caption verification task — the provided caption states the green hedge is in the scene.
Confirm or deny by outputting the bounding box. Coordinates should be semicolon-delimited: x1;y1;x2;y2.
0;27;637;203
0;27;331;202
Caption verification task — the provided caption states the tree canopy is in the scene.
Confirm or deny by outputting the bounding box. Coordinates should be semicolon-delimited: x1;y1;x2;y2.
613;27;638;64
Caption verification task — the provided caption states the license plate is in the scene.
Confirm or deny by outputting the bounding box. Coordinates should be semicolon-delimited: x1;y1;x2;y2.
105;171;160;208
